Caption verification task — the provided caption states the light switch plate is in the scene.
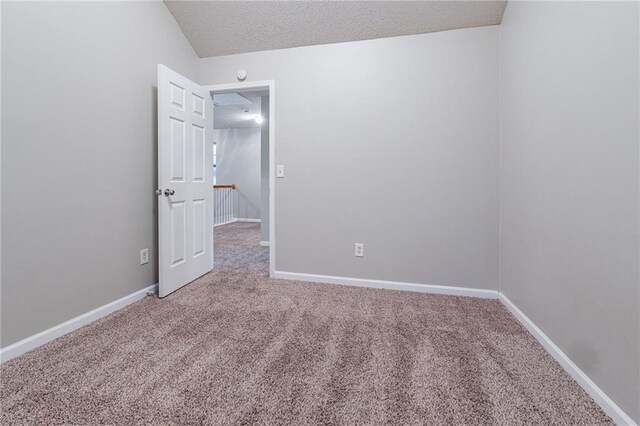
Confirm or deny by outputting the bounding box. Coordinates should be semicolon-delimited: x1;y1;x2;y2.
276;165;285;178
140;248;149;265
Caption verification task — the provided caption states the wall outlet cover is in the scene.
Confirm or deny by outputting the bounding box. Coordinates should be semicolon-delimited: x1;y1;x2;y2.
140;248;149;265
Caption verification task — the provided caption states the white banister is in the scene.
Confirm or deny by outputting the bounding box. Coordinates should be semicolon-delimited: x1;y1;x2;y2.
213;184;235;226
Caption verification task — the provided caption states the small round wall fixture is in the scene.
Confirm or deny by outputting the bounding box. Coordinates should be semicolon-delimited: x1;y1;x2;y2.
236;69;247;81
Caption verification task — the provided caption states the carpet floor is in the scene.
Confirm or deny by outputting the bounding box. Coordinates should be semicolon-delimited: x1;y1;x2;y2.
1;222;611;424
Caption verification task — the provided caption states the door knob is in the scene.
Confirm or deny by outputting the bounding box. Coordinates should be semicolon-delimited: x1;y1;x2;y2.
164;189;175;196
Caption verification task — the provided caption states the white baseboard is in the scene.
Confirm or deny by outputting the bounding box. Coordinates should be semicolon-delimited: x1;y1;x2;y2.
0;283;157;364
273;271;498;299
260;241;270;247
498;293;636;426
214;218;261;227
274;271;636;423
1;271;633;425
214;219;236;227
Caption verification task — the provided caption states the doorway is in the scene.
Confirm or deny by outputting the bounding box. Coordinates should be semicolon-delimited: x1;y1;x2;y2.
212;89;270;273
205;81;275;278
157;64;275;297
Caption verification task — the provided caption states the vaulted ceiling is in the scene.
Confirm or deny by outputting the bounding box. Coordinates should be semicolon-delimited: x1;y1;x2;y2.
164;1;507;58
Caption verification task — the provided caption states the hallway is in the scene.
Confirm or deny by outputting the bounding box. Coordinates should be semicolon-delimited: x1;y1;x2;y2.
214;222;269;273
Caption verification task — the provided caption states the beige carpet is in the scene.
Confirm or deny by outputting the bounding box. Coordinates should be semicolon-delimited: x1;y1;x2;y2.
1;222;611;424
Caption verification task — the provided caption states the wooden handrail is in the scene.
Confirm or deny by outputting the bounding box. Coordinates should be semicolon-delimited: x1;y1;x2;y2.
213;184;236;189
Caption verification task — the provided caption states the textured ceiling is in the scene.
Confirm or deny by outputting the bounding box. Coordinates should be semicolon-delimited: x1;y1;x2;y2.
164;1;507;58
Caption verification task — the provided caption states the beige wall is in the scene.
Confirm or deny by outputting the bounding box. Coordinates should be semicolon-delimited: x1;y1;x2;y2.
200;26;500;290
1;1;199;346
499;1;640;421
214;128;262;220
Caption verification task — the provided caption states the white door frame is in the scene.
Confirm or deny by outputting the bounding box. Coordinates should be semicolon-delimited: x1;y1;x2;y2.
203;80;276;278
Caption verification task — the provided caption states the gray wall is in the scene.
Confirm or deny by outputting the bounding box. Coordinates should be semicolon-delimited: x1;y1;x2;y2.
1;1;199;347
260;96;270;243
499;1;639;421
215;128;262;220
200;27;499;289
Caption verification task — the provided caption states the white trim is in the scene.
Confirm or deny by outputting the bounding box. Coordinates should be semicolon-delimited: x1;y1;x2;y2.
498;293;636;426
273;271;498;299
203;80;276;279
271;270;635;423
213;218;260;226
0;284;158;364
260;241;270;247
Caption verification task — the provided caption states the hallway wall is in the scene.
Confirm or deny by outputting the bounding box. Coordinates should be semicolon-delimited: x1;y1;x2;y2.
260;96;270;243
215;128;262;220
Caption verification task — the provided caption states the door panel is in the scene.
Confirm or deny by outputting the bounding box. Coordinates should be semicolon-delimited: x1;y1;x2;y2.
193;198;206;257
192;93;205;118
170;201;186;267
158;65;213;297
170;118;186;182
192;125;205;182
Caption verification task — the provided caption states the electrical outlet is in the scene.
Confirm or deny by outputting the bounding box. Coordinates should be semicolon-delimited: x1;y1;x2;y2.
355;243;364;258
140;248;149;265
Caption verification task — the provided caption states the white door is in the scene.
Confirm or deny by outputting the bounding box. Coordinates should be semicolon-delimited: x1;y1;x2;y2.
158;64;213;297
